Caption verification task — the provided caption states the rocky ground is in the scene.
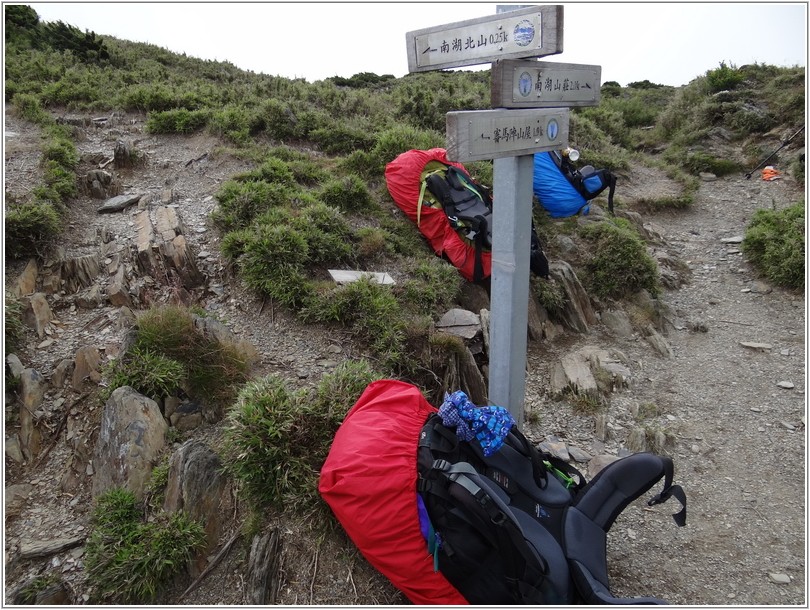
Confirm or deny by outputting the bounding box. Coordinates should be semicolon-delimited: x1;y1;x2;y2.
4;108;805;606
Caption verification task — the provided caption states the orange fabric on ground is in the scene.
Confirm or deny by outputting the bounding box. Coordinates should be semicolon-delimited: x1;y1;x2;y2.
762;166;781;181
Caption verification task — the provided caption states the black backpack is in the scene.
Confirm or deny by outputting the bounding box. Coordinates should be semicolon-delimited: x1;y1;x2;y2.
554;151;617;214
417;413;686;604
423;163;550;281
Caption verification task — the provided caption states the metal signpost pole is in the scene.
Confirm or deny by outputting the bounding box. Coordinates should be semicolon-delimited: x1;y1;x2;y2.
488;154;535;422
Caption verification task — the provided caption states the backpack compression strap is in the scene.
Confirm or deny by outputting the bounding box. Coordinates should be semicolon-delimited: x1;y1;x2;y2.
506;426;587;494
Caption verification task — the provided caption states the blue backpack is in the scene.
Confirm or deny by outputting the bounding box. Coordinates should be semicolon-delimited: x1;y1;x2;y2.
533;151;617;218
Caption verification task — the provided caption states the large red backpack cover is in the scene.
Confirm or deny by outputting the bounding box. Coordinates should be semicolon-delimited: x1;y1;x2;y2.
385;148;492;282
318;379;467;605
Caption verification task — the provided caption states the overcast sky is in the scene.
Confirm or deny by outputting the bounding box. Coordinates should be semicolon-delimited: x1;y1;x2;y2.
29;2;807;87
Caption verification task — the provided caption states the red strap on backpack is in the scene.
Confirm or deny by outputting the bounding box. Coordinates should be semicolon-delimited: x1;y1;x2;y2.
319;379;468;605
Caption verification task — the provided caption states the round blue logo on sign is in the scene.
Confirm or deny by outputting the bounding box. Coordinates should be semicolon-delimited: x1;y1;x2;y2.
513;19;535;47
547;119;559;141
518;72;532;97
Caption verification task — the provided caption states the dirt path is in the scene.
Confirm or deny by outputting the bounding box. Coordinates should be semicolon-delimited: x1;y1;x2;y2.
525;173;805;604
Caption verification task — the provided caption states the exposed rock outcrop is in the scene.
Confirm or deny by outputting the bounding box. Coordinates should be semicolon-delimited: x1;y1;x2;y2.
91;386;167;499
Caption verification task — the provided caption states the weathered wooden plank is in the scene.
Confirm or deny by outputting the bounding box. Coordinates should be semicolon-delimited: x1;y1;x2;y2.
446;107;569;162
406;5;563;72
491;59;601;108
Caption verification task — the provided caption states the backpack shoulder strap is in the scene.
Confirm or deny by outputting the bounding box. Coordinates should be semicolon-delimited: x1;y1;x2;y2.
563;452;686;605
572;452;686;529
606;171;617;215
418;164;450;227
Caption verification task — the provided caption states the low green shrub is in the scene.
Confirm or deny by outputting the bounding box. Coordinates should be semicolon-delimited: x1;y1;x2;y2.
310;122;376;156
12;92;51;124
569;392;605;415
345;125;443;178
302;277;407;369
355;227;392;259
220;227;255;261
287;158;329;186
42;136;79;169
532;276;567;317
259;98;298;141
208;104;260;144
233;157;296;187
223;360;381;516
290;203;354;264
396;257;462;312
633;193;696;212
146;108;209;134
107;305;250;407
144;459;171;510
330;71;395;88
85;488;206;604
36;159;77;202
212;179;292;231
5;291;25;353
742;200;805;290
705;61;744;93
568;113;629;170
240;232;314;309
682;151;741;176
378;215;430;255
118;83;182;113
726;105;774;135
102;346;185;402
318;174;375;213
5;200;62;259
578;218;660;300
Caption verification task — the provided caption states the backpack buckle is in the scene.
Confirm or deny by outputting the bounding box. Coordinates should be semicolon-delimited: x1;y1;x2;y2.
432;459;451;472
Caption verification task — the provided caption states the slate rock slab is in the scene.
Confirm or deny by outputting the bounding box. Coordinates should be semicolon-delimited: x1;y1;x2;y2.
97;193;142;213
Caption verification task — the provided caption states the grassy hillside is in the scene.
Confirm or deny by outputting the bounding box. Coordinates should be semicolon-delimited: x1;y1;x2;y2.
6;1;806;369
5;4;805;351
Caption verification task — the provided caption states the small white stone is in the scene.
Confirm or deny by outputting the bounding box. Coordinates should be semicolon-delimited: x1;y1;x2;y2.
768;572;791;585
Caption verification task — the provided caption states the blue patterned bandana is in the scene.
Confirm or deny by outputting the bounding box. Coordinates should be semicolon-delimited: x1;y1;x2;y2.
438;390;515;456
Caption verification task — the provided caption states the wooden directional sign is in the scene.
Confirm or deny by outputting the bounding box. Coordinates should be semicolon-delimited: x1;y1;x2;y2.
446;107;569;163
492;59;601;108
406;5;563;73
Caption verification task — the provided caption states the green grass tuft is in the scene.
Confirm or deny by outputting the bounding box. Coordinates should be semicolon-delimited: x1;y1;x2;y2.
85;488;206;604
223;361;381;518
742;200;805;290
105;305;250;408
578;218;660;300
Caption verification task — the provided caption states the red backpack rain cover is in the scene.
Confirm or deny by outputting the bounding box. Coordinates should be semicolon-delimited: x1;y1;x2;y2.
318;379;467;605
385;148;492;282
